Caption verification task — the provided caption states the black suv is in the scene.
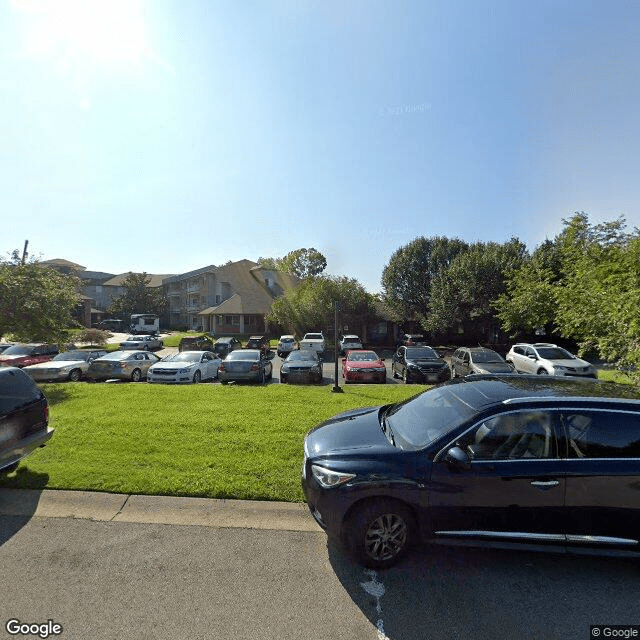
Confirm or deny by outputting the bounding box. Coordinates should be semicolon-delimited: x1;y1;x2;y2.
0;367;54;473
213;337;243;359
245;335;270;357
178;335;215;353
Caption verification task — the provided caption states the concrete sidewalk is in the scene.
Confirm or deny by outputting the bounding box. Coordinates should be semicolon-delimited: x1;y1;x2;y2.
0;488;322;532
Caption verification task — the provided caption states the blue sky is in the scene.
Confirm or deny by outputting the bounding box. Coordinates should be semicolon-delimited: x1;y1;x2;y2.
2;0;639;291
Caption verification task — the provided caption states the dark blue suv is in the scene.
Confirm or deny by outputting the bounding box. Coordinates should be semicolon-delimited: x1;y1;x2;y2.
302;375;640;568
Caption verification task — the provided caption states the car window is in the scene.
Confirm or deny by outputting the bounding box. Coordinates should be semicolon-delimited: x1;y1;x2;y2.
458;411;557;460
513;346;524;356
0;369;42;413
563;410;640;458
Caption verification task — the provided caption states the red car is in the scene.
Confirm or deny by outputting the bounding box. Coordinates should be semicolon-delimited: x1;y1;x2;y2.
0;343;59;368
342;350;387;384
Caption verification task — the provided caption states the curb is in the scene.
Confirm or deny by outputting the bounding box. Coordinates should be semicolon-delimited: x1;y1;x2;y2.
0;489;322;533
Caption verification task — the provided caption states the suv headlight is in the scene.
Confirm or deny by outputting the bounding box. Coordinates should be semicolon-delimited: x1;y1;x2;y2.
311;465;356;488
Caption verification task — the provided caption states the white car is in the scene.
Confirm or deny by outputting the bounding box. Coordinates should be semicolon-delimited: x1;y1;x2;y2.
300;332;326;355
505;343;597;378
276;335;297;358
119;334;164;351
23;349;107;382
147;350;221;384
339;335;363;355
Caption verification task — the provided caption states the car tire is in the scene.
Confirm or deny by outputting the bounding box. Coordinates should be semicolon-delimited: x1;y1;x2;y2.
346;499;414;569
260;371;266;385
221;380;228;385
144;345;149;351
193;370;201;384
538;369;549;375
131;368;142;382
402;369;409;384
69;368;82;382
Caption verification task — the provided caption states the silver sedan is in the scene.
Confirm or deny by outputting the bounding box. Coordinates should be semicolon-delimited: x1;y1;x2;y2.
23;350;107;382
87;351;160;382
119;335;164;351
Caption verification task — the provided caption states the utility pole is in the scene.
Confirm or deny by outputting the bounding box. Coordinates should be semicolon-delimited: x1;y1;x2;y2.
332;300;343;393
21;240;29;264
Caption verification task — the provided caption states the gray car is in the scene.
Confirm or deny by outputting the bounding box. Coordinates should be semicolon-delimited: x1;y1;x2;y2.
87;350;160;382
506;343;597;378
218;349;273;385
451;347;514;377
119;334;164;351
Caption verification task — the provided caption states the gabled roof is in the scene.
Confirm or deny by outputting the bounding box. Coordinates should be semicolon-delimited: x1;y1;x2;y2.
41;259;86;270
197;261;301;316
103;272;174;287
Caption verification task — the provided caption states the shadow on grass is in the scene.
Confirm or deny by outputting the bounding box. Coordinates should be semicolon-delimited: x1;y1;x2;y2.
0;467;50;547
328;540;640;640
41;384;73;406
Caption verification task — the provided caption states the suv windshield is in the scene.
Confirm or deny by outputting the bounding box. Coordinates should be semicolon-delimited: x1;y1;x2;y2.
385;385;479;450
471;351;504;363
406;347;438;359
535;347;575;359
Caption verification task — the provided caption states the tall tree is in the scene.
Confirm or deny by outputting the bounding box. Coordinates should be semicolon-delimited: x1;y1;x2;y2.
258;248;327;279
427;239;527;339
109;272;167;317
0;251;81;343
267;275;377;337
494;239;561;337
381;236;468;324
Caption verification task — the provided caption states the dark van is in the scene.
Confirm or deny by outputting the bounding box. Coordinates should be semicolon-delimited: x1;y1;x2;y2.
0;367;53;473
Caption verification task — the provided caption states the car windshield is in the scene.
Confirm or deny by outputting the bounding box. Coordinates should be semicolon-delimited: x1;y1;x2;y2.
52;351;87;361
1;345;34;355
536;347;575;359
347;351;378;362
99;352;131;361
287;351;317;362
406;347;438;359
126;336;141;341
305;334;323;340
280;338;294;343
164;352;202;363
471;351;505;363
384;385;480;450
227;350;259;361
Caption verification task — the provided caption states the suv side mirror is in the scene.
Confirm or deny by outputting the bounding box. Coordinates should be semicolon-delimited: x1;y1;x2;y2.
443;446;471;470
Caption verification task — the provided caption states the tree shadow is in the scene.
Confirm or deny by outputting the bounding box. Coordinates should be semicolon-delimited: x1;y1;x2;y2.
327;540;640;640
41;384;73;406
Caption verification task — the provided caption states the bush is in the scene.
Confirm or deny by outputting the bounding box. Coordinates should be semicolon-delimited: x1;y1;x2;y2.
75;328;112;346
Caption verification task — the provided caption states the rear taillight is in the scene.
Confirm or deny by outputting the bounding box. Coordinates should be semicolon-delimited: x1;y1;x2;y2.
219;364;225;372
251;364;260;371
44;404;49;424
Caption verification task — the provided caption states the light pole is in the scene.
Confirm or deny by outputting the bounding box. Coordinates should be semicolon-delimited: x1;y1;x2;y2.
332;300;343;393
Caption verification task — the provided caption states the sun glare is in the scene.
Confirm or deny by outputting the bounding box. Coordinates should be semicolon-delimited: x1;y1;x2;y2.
14;0;148;65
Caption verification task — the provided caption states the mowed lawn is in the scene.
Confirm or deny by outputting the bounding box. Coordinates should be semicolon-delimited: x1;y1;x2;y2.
0;383;424;502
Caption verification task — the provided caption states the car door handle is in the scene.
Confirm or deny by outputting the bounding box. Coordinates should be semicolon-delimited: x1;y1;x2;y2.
530;480;559;488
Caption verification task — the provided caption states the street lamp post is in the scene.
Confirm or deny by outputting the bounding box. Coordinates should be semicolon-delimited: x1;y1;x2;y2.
332;300;343;393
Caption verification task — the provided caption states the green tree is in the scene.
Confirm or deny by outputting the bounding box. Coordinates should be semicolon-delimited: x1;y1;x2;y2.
267;276;377;337
108;272;167;317
553;213;640;370
381;236;468;324
0;251;81;343
494;239;561;337
258;248;327;279
427;239;527;339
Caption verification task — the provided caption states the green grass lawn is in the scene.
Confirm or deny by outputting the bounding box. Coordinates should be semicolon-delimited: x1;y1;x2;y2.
0;383;424;502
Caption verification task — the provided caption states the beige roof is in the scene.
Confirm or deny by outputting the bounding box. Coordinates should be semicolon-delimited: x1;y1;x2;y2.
41;259;86;271
198;260;301;316
103;272;174;287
